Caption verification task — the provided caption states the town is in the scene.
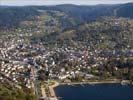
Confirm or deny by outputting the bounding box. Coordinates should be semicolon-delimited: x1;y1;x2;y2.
0;8;133;100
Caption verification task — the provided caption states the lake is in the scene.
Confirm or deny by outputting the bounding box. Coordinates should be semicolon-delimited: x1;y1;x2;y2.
54;83;133;100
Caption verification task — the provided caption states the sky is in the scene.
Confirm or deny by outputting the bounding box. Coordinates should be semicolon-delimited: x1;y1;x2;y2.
0;0;133;6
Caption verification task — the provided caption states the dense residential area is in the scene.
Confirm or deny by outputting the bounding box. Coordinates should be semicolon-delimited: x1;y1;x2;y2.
0;3;133;100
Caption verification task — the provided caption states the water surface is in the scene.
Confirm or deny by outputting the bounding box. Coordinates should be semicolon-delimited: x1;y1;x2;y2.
54;83;133;100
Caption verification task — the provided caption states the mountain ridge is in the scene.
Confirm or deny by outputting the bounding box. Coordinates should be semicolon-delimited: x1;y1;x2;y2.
0;2;133;29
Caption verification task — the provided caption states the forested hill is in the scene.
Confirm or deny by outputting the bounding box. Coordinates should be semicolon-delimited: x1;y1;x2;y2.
0;2;133;29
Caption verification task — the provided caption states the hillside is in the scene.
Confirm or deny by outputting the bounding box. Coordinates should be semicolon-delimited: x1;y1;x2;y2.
1;2;133;99
0;3;133;29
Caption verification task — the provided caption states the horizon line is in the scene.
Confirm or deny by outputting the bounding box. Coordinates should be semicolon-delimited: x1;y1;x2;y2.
0;2;132;7
0;1;133;6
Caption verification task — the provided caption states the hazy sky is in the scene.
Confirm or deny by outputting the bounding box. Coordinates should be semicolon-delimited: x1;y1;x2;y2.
0;0;133;6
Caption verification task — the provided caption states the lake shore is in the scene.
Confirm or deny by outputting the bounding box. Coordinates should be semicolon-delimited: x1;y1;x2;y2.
54;81;133;100
60;79;122;85
48;79;131;100
48;81;59;100
51;79;133;88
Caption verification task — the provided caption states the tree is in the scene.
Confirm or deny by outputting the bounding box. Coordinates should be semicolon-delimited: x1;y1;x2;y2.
38;69;49;80
128;68;133;82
